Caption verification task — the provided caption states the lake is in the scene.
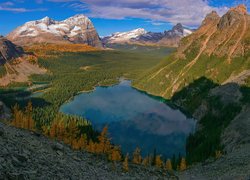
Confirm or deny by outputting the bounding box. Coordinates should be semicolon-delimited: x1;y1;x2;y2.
60;80;195;157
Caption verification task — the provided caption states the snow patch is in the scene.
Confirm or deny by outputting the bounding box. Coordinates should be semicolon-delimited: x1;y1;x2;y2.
10;14;94;38
183;29;193;36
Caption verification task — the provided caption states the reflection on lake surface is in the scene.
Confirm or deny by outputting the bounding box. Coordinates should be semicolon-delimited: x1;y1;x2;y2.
60;80;195;157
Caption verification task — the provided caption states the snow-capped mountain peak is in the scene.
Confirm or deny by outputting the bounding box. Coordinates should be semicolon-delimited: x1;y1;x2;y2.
7;15;102;47
63;14;92;27
183;28;193;37
103;28;147;44
102;23;194;47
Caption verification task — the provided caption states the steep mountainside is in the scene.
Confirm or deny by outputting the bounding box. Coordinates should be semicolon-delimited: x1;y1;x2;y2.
102;24;193;47
0;36;24;65
0;37;46;86
134;5;250;98
134;4;250;168
7;15;102;48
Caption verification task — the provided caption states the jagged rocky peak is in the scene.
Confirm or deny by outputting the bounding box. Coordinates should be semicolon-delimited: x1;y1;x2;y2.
102;23;193;47
63;14;93;27
229;4;247;15
201;11;220;26
218;4;247;29
164;23;192;37
0;36;24;64
39;16;55;25
173;23;184;32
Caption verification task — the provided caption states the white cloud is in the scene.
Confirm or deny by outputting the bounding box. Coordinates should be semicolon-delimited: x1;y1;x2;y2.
0;1;47;12
49;0;230;27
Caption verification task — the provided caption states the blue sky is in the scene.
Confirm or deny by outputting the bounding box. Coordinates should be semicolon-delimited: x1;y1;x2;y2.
0;0;249;36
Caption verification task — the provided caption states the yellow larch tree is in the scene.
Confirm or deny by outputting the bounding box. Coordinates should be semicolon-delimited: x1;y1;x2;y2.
96;126;111;154
165;159;172;171
123;153;129;172
142;156;150;166
155;155;163;168
109;146;122;162
132;147;142;164
179;158;187;171
11;102;35;130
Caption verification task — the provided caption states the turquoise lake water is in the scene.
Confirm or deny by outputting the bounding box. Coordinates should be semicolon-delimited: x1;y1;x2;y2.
60;80;195;157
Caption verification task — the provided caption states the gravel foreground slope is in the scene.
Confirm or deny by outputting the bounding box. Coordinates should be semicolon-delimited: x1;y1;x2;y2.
0;122;175;180
178;143;250;180
1;121;249;180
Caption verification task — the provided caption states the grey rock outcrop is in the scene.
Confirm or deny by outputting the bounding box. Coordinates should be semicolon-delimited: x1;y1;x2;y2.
0;36;24;64
0;101;11;120
218;5;247;29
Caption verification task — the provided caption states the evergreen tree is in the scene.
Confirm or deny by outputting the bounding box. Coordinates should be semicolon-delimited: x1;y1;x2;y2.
171;154;176;170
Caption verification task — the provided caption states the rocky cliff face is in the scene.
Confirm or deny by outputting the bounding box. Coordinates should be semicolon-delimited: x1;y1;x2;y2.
102;24;193;47
0;36;24;65
7;15;102;48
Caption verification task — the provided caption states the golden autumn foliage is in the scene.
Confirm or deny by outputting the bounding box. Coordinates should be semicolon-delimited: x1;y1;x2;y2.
24;43;98;58
123;154;129;172
72;135;88;150
142;156;151;166
109;146;122;162
25;55;38;64
95;126;112;154
86;140;96;152
215;150;222;159
42;116;88;151
132;147;142;164
11;102;35;131
179;158;187;171
44;125;116;164
165;159;172;171
155;155;163;168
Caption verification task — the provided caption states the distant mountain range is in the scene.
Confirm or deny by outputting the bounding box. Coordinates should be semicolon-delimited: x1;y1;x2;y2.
6;14;193;48
7;15;102;48
102;23;193;47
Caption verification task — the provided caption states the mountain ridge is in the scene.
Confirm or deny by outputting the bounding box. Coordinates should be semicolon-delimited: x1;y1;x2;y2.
102;23;193;47
7;15;102;48
134;4;250;98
